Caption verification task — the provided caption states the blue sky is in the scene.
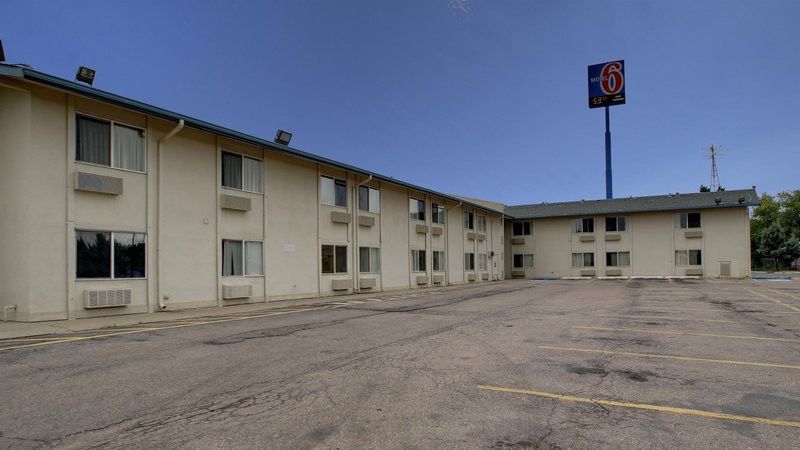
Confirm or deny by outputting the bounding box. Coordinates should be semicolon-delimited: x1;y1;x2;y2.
5;0;798;204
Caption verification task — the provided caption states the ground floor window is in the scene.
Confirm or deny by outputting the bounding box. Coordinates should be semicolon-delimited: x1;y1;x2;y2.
478;253;487;270
464;252;475;270
222;240;263;276
432;251;446;271
322;245;348;274
411;249;426;272
606;251;631;267
572;252;594;268
513;254;534;268
675;250;702;266
76;230;146;279
359;247;381;273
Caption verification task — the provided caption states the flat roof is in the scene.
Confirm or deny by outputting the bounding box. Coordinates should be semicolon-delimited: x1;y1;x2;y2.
0;63;507;217
505;189;760;219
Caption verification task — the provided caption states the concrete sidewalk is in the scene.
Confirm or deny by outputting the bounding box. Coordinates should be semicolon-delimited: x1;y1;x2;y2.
0;282;506;339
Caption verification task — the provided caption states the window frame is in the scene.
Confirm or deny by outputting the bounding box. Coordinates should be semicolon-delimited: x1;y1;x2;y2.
571;252;595;268
431;203;446;224
605;251;631;267
675;249;702;266
432;250;446;271
359;246;381;273
477;215;487;232
409;198;426;221
358;185;381;214
410;249;427;272
513;253;534;268
220;150;264;194
464;211;474;230
75;229;147;280
464;252;475;271
478;253;488;271
221;239;264;277
573;218;594;233
320;175;348;208
605;216;627;232
321;244;348;274
75;112;147;174
512;221;532;236
675;212;702;229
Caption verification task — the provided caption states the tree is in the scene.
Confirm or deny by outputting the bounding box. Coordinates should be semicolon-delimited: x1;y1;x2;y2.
750;191;800;270
777;190;800;238
699;185;711;192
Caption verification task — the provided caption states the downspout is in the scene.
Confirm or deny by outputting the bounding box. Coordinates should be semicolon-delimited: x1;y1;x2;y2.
156;119;185;310
445;201;462;285
353;174;373;291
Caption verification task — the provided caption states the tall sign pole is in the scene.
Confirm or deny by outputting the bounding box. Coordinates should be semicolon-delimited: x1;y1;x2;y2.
588;60;625;199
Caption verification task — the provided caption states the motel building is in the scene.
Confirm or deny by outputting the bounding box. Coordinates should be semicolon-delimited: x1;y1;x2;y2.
0;64;760;322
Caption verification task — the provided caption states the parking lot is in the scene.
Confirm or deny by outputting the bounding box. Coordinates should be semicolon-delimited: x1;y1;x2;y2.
1;278;799;448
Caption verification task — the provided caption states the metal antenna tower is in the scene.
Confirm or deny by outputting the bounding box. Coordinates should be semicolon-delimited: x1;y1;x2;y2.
707;145;721;191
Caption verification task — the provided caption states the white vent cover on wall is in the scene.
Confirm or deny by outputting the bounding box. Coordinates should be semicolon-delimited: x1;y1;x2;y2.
84;288;132;309
223;285;252;299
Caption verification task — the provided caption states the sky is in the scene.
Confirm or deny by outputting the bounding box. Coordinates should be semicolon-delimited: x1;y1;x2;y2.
5;0;799;205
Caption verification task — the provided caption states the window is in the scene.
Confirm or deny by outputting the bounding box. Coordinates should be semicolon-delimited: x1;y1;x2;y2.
432;203;446;224
322;245;348;273
478;253;487;270
410;198;425;221
359;247;381;273
432;251;446;271
76;230;146;279
606;251;631;267
321;176;347;207
572;252;595;268
675;212;702;229
477;216;487;232
358;186;380;213
513;254;534;268
222;240;263;276
221;151;264;193
411;249;426;272
605;216;627;232
464;211;474;230
675;250;702;266
573;218;594;233
513;222;532;236
76;115;145;172
464;252;475;270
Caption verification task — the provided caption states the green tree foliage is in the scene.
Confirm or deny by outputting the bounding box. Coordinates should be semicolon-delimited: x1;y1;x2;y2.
751;190;800;270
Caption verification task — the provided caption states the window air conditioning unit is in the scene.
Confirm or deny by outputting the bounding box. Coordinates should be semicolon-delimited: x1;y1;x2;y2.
84;288;132;309
223;285;253;299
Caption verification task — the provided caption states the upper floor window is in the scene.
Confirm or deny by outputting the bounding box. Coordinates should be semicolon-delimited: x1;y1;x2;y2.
464;211;474;230
477;216;487;232
76;115;145;173
411;249;426;272
605;216;627;232
432;203;446;224
606;251;631;267
675;249;702;266
513;254;534;268
410;198;425;221
513;222;532;236
321;176;347;207
221;151;264;193
358;186;380;213
675;212;702;229
573;218;594;233
572;252;595;267
359;247;381;273
76;230;146;279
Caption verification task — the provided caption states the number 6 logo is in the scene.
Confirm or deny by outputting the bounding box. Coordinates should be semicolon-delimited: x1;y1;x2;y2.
601;62;624;95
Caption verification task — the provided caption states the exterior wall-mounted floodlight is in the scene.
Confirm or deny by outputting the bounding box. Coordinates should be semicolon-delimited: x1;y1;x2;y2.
275;129;292;145
75;66;96;85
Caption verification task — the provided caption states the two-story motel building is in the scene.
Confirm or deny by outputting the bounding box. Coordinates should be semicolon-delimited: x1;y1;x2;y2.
0;64;760;321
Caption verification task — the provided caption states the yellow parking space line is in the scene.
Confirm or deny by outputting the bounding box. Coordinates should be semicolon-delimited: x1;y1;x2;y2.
476;385;800;428
593;314;760;324
749;290;800;313
624;308;799;315
538;346;800;370
768;288;800;302
574;326;800;343
0;303;349;352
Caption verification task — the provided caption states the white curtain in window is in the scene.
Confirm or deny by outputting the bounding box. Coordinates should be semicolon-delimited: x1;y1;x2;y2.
245;241;263;275
321;177;335;205
77;116;110;166
369;188;380;213
524;254;534;268
242;158;264;193
675;251;689;266
572;253;582;268
113;124;145;172
223;240;243;276
370;248;380;272
618;252;630;266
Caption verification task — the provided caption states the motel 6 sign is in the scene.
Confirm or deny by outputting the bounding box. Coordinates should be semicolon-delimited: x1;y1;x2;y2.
588;60;625;108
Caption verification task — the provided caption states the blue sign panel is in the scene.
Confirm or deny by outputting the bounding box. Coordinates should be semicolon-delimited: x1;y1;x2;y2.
588;60;625;108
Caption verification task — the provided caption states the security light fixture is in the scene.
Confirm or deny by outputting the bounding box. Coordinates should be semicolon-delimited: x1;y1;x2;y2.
714;197;721;205
75;66;96;85
274;129;292;145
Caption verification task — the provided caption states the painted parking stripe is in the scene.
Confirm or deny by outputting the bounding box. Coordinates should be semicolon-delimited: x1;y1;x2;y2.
593;314;761;324
538;346;800;370
574;326;800;343
769;288;800;302
477;385;800;428
749;290;800;313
